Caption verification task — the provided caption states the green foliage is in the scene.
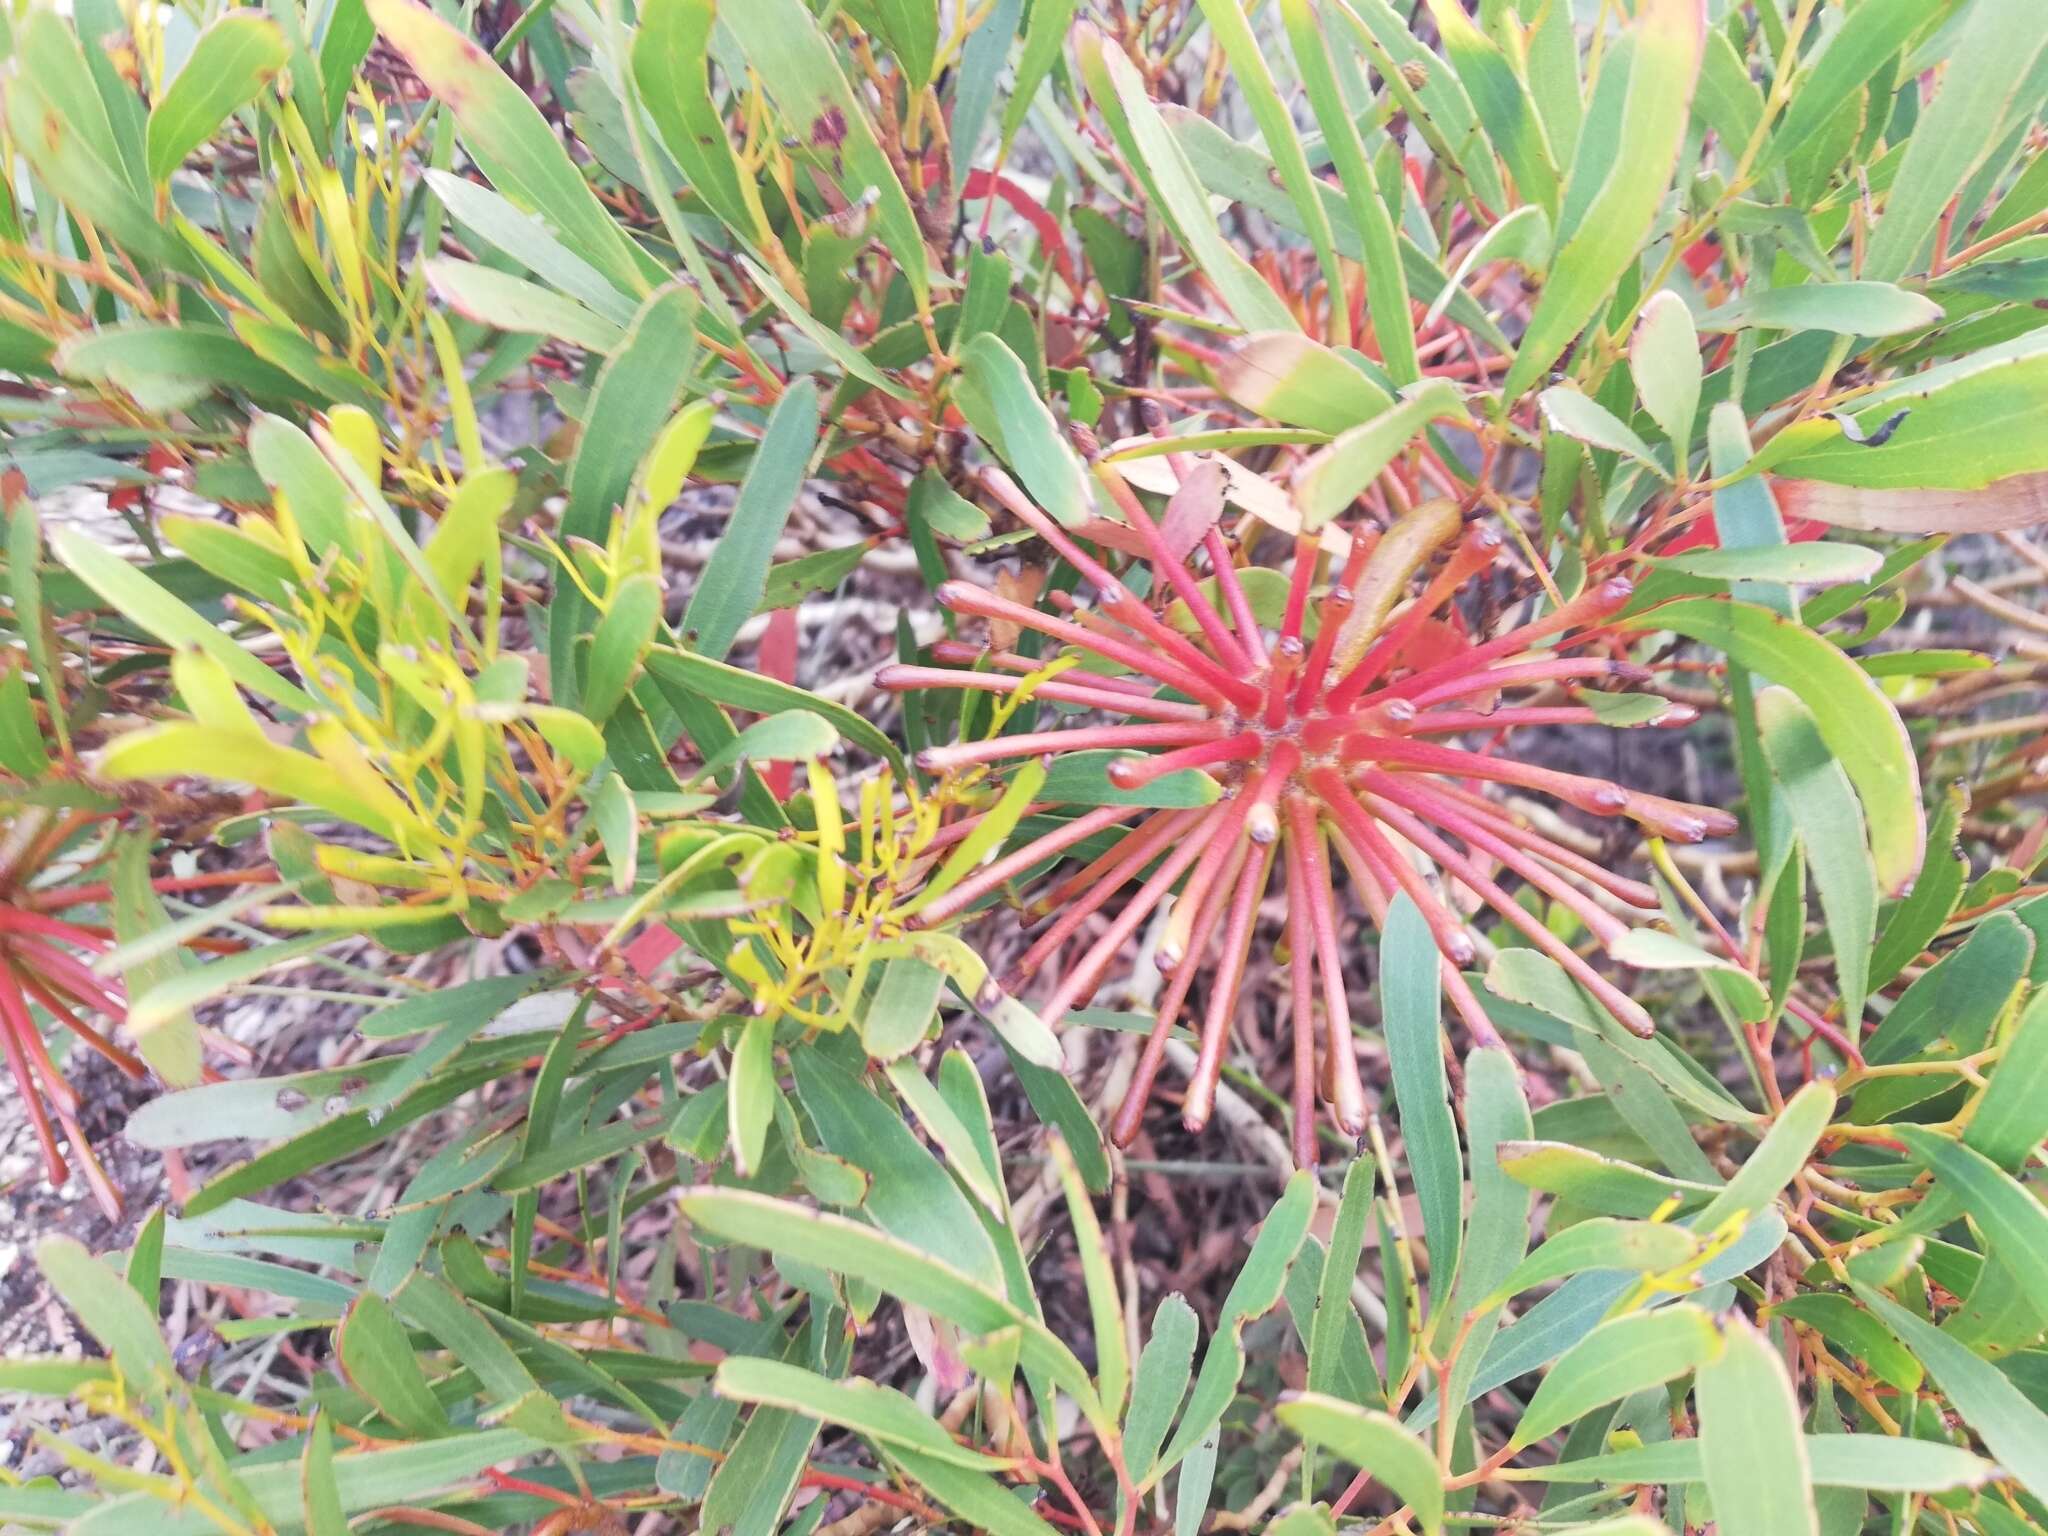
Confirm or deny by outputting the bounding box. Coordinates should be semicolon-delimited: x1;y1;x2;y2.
2;0;2048;1531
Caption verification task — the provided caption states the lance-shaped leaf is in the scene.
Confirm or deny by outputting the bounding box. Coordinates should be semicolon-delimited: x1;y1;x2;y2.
1501;0;1703;400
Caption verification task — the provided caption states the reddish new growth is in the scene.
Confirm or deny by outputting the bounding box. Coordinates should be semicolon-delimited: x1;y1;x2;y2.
0;811;145;1219
878;467;1737;1164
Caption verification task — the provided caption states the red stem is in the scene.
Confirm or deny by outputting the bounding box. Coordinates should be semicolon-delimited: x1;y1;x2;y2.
877;664;1210;722
916;720;1226;773
1286;795;1364;1133
1184;842;1273;1131
1105;732;1262;790
911;803;1140;928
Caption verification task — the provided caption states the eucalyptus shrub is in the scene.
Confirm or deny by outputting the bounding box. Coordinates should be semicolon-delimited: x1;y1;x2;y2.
4;0;2048;1531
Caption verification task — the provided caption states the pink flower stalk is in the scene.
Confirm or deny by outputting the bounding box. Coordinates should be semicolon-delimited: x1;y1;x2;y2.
877;469;1734;1164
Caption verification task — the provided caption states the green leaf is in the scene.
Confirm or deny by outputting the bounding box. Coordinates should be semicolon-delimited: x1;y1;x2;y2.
338;1293;453;1438
1965;988;2048;1169
1309;1157;1383;1408
728;1015;776;1178
1631;291;1702;450
1762;333;2048;493
1625;598;1922;893
1078;26;1299;334
790;1052;1004;1290
1193;0;1348;338
1384;894;1464;1288
677;1189;1105;1429
644;648;905;776
1763;0;1944;180
52;527;314;714
631;0;756;238
1899;1128;2048;1297
1768;1293;1921;1394
1756;686;1876;1025
716;1357;1012;1470
1501;0;1703;399
1509;1304;1720;1450
1125;1294;1198;1485
1539;385;1669;477
36;1237;175;1400
1651;544;1883;585
716;0;930;305
859;959;946;1063
71;1430;541;1535
302;1415;347;1536
883;1055;1002;1211
917;759;1046;914
1157;1171;1314;1473
1427;0;1561;219
426;171;636;326
3;25;200;275
1483;1218;1700;1308
885;1448;1062;1536
1855;1283;2048;1502
1450;1047;1534;1312
145;13;287;182
1278;0;1417;382
106;834;202;1089
1498;1140;1720;1217
583;574;663;725
1689;1080;1835;1237
995;0;1074;154
1293;380;1473;529
1698;1318;1818;1536
1050;1134;1129;1417
1034;750;1223;809
366;0;651;295
680;379;820;663
423;257;624;351
956;335;1093;527
1276;1396;1443;1536
1864;0;2048;281
1215;333;1391;435
1514;1434;1993;1494
762;542;869;611
1865;910;2032;1067
1703;281;1943;337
